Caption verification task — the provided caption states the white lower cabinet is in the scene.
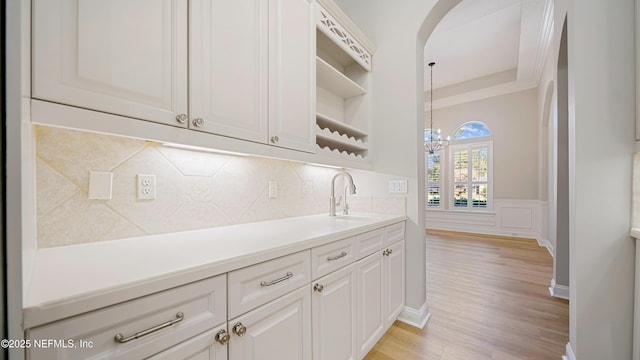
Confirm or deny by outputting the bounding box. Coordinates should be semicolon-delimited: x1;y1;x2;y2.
356;239;406;358
311;263;357;360
25;222;405;360
147;325;228;360
384;240;405;328
356;250;385;357
228;286;312;360
26;275;227;360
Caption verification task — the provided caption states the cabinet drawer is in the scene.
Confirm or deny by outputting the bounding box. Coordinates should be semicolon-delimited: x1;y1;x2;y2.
385;222;405;245
311;236;357;280
356;228;385;259
147;324;227;360
228;250;311;318
27;275;226;360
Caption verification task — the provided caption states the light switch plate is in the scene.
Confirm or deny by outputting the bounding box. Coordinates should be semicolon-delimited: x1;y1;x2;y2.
88;171;113;200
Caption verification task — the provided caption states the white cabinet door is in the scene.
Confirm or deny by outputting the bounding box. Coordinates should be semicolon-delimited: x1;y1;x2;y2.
228;286;311;360
311;263;357;360
356;251;384;357
147;325;227;360
268;0;315;152
384;240;405;327
32;0;188;127
189;0;269;143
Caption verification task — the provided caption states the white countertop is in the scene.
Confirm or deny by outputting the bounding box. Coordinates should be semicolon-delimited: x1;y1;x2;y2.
631;228;640;239
23;213;405;328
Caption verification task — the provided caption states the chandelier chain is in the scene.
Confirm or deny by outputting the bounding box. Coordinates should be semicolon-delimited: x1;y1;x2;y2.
425;62;450;154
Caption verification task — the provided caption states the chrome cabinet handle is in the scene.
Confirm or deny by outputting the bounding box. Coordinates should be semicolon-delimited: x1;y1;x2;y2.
382;249;390;256
327;251;347;261
192;118;204;127
114;312;184;343
215;329;230;345
313;283;324;293
175;114;188;124
260;272;293;287
270;136;279;143
232;322;247;337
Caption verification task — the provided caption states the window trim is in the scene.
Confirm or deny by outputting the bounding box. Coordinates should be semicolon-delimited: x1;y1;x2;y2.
452;121;492;140
448;141;493;212
425;150;443;210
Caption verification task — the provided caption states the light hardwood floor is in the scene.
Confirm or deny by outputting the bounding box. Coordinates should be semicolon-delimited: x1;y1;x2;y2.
364;230;569;360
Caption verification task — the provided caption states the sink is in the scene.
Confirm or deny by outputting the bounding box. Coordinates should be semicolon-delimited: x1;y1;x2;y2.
330;215;381;222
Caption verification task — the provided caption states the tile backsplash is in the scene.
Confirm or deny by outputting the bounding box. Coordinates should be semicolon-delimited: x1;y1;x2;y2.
35;126;405;248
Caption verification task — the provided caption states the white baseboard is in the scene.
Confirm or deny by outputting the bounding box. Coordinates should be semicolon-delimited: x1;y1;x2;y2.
397;302;431;329
540;238;555;257
549;278;570;300
563;342;576;360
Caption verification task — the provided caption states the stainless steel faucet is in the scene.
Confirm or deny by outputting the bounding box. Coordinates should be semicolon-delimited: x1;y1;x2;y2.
330;171;356;216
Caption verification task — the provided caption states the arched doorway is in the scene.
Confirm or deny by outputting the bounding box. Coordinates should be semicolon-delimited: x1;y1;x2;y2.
552;16;570;299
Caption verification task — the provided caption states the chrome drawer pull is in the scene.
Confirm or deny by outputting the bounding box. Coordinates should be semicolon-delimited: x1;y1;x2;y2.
327;251;347;261
114;312;184;344
260;272;293;287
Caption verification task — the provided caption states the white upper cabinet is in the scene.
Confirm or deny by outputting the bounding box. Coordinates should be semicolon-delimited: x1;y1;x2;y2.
189;0;315;152
268;0;316;152
189;0;268;143
32;0;315;153
32;0;188;127
313;1;374;165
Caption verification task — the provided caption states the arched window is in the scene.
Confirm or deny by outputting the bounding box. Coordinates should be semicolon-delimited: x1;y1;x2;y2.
452;121;491;140
449;121;492;210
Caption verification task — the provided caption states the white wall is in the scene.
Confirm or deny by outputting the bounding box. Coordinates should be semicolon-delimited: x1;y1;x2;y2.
6;1;32;358
341;0;637;358
430;88;540;200
332;0;461;321
424;89;546;245
554;0;636;358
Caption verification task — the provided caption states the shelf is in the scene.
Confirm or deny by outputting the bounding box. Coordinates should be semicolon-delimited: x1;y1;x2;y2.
316;126;367;153
316;144;367;160
316;57;366;99
316;113;368;140
315;2;372;71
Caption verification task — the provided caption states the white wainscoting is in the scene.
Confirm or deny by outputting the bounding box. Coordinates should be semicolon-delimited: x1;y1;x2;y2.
426;199;551;252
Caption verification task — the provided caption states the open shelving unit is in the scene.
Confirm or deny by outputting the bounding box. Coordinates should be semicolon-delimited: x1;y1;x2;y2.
314;1;374;165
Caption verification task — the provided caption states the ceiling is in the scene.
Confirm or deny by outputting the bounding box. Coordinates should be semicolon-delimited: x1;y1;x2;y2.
424;0;553;108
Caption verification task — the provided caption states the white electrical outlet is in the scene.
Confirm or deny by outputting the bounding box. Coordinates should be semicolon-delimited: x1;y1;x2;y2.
137;174;156;200
388;180;408;194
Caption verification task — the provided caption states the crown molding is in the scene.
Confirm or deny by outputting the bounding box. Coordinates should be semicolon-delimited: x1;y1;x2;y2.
425;80;537;110
531;0;554;82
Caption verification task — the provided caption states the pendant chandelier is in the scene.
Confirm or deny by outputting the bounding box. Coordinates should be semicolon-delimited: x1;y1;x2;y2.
425;62;450;154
